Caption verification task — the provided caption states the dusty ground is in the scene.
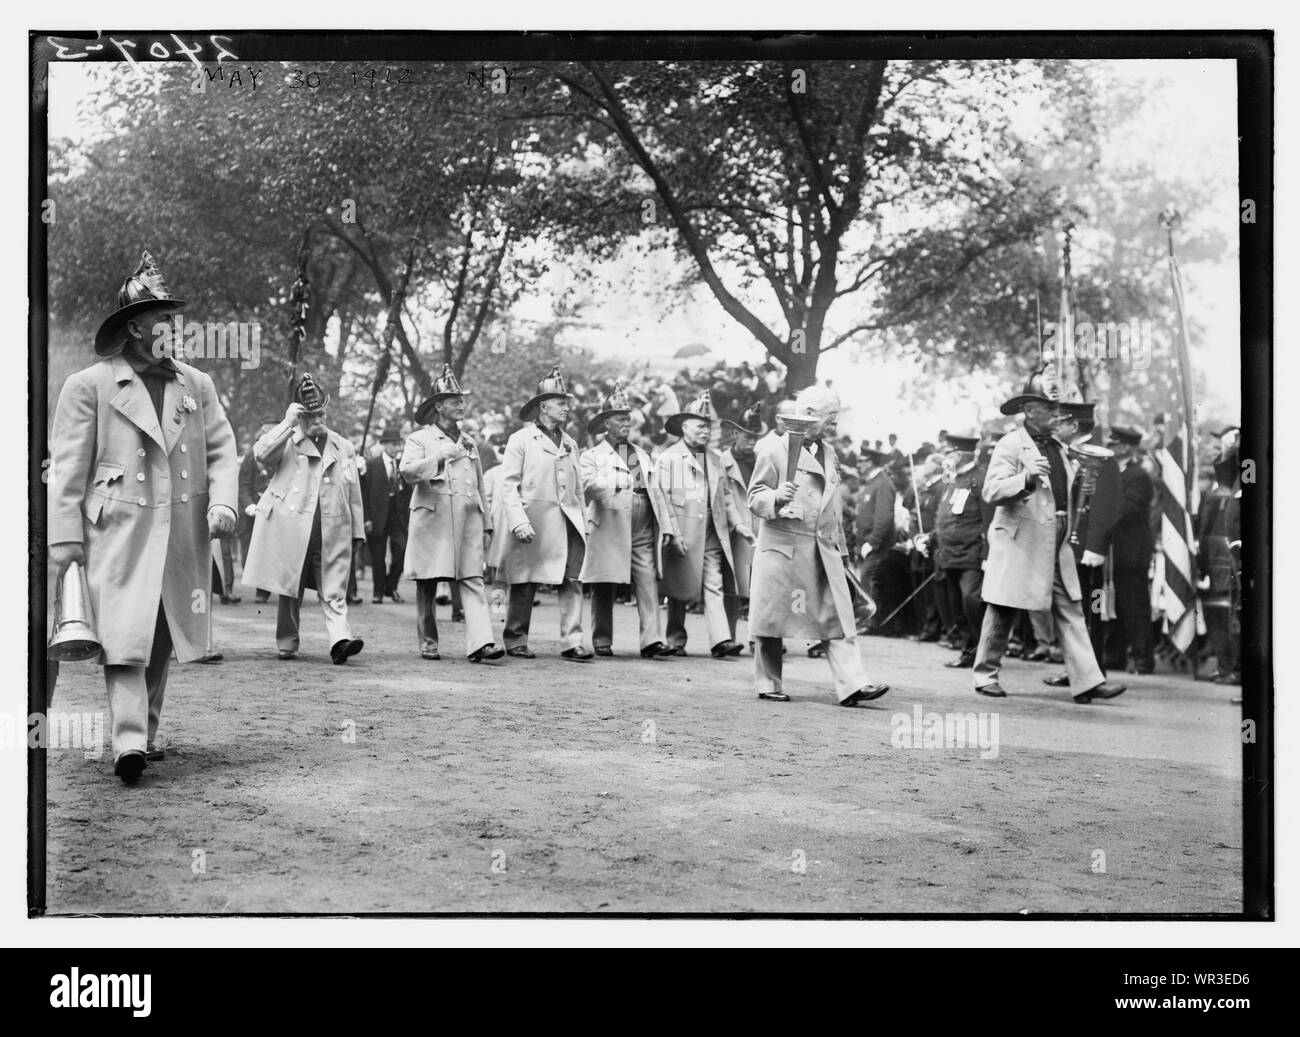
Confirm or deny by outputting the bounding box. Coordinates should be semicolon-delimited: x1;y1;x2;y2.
42;577;1242;915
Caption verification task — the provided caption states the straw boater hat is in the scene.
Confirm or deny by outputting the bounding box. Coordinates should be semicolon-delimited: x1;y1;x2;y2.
94;250;186;357
587;381;633;436
721;402;768;438
999;367;1059;416
665;391;715;438
415;364;469;425
293;373;330;414
519;366;573;422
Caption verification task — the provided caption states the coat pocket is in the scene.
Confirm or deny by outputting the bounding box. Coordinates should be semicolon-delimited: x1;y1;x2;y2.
991;512;1021;539
92;462;125;487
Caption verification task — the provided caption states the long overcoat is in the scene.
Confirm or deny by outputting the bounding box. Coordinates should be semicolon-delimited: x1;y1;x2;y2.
48;355;238;665
980;426;1080;610
400;424;490;581
241;421;365;600
719;448;756;597
489;423;586;585
746;434;854;641
655;439;739;601
577;438;673;584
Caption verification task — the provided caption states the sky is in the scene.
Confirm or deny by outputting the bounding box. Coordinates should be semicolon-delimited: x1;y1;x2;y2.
48;58;1240;446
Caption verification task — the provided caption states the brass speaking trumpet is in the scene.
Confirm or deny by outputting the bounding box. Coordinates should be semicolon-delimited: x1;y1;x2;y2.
48;559;102;661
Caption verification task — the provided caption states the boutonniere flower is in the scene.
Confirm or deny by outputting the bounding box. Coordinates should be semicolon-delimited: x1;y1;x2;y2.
178;394;198;416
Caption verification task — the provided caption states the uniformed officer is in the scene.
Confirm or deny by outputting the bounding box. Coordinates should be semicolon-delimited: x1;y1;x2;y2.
855;446;895;633
1103;424;1155;674
401;365;503;663
238;419;277;602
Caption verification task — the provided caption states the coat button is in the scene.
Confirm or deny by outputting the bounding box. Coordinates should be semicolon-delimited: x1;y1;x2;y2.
179;444;187;453
181;470;188;479
324;476;331;483
136;472;145;481
137;448;146;457
289;504;296;511
181;493;189;503
137;497;146;506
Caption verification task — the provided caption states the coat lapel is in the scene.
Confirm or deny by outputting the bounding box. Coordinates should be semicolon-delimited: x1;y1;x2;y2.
108;356;167;452
161;369;188;455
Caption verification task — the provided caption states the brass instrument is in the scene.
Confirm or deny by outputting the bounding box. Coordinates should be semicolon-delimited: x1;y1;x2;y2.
1067;435;1114;547
48;560;102;661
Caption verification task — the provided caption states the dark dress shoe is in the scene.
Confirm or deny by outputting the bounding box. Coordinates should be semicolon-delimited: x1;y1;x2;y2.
711;640;743;658
1075;681;1126;703
372;597;384;604
593;646;614;657
197;650;223;663
1214;671;1242;685
114;751;146;782
469;643;505;663
506;646;535;659
758;690;790;702
145;747;165;762
451;611;465;623
220;594;241;605
347;595;363;605
435;594;451;605
389;591;405;604
277;650;297;660
944;654;974;669
562;646;594;662
421;650;441;660
662;645;687;657
1024;646;1051;662
840;684;889;706
807;641;828;659
641;642;672;658
976;681;1007;697
1042;673;1070;687
330;638;365;664
255;590;271;603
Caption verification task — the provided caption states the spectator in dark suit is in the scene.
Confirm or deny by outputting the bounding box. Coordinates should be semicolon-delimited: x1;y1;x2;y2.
1103;425;1155;673
855;446;895;633
238;419;277;602
362;426;411;603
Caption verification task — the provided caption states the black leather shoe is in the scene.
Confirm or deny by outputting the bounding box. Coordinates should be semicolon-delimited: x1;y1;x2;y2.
330;638;365;664
145;747;165;762
1076;681;1126;703
114;750;146;782
450;611;465;623
421;649;441;660
220;593;241;605
562;646;594;662
197;650;223;664
506;646;535;659
1042;673;1070;687
807;641;828;659
469;643;505;662
594;646;614;657
945;654;974;669
372;597;384;604
711;640;743;658
256;591;271;603
1024;646;1051;662
840;684;890;706
277;649;297;660
346;595;363;605
976;682;1007;697
390;591;404;604
662;645;687;657
641;642;671;658
758;690;790;702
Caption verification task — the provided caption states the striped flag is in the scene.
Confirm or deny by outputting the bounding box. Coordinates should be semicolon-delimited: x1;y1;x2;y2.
1156;251;1202;651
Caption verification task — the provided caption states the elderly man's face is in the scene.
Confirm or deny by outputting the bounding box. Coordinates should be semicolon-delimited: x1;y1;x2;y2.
300;409;328;438
731;430;757;457
1023;401;1059;434
804;407;839;442
680;417;710;449
604;413;632;444
437;397;467;424
539;397;570;425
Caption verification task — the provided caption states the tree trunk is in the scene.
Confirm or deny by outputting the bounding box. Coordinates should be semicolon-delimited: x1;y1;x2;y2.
784;345;821;394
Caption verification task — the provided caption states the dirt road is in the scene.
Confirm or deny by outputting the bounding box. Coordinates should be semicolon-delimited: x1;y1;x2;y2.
42;582;1242;914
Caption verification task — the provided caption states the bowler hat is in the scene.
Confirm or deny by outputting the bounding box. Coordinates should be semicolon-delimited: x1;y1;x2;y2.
416;364;470;425
519;366;573;422
379;425;403;444
665;392;714;438
94;251;186;357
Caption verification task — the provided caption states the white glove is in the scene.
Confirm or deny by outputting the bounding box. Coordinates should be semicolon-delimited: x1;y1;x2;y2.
244;503;257;517
1080;550;1106;568
859;543;873;560
913;535;930;558
513;521;536;543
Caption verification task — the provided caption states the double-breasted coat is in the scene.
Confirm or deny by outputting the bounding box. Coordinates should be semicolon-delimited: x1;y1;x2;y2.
719;448;756;597
48;355;239;665
577;439;673;584
655;439;740;601
980;426;1080;611
241;422;365;600
489;423;586;585
399;424;491;581
746;434;855;641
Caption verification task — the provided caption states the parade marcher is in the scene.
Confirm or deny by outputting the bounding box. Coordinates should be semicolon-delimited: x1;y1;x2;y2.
902;449;945;641
490;366;593;661
242;375;366;664
656;392;748;658
972;369;1127;703
363;425;410;603
1103;425;1156;674
854;446;896;633
238;418;276;602
720;403;766;643
1197;425;1241;684
1042;401;1121;687
399;365;503;663
579;383;675;658
747;386;888;705
923;429;993;669
48;251;239;780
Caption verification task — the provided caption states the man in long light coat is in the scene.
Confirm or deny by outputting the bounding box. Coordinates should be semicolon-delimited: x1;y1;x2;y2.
973;369;1127;703
720;403;765;643
243;375;366;664
656;392;748;658
48;252;239;781
400;365;503;662
488;367;593;662
747;386;888;706
579;384;675;658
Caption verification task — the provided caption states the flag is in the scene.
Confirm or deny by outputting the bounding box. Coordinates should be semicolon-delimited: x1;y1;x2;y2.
1156;251;1201;651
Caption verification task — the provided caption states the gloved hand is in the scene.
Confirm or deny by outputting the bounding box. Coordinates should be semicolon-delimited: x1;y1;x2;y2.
1080;550;1106;568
